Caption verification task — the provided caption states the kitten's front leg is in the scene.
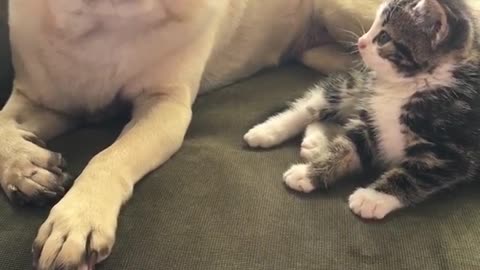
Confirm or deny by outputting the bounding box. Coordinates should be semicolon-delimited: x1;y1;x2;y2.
349;143;475;219
245;70;366;149
244;89;327;148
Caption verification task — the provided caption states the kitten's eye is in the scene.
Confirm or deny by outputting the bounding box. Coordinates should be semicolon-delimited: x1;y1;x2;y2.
375;31;392;46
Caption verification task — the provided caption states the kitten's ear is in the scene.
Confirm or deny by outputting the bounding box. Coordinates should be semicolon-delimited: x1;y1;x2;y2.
413;0;449;48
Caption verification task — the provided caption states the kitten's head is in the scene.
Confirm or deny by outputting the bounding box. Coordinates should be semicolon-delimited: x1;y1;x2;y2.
358;0;476;80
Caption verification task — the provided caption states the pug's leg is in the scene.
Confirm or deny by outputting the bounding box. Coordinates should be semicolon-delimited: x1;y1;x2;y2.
300;44;358;74
0;88;75;205
33;85;193;270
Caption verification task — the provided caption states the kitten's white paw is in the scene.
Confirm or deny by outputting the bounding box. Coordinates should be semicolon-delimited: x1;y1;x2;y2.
244;124;282;148
348;188;403;219
300;134;329;161
283;164;316;193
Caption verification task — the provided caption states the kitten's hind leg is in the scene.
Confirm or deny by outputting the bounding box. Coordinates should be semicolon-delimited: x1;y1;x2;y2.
301;122;343;161
301;122;329;160
244;89;327;148
284;135;361;192
284;117;374;192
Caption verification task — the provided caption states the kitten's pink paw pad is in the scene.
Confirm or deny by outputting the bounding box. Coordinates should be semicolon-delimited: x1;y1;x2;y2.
283;164;315;193
348;188;403;219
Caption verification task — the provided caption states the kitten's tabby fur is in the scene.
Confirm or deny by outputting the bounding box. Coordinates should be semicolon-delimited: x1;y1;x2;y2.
245;0;480;219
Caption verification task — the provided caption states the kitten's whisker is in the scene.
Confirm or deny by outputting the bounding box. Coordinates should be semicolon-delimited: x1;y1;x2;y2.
338;40;358;47
333;40;361;57
340;50;360;56
338;28;361;40
338;41;360;53
346;46;360;55
352;60;368;73
352;16;367;36
338;40;357;45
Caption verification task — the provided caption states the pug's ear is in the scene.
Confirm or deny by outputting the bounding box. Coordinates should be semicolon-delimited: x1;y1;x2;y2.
413;0;449;48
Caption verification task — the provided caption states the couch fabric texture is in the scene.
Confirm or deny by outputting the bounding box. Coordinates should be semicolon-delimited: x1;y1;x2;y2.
0;2;479;269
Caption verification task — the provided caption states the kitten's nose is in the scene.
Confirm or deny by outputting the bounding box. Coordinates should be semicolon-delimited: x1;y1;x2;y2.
358;38;367;50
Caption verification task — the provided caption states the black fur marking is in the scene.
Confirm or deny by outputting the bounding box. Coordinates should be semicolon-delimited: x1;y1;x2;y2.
345;122;375;169
392;42;418;66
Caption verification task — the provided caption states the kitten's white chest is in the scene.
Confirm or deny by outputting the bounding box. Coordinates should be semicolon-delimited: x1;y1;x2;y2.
370;84;415;164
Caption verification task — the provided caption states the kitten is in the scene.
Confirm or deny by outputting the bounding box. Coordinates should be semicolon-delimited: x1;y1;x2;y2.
244;0;480;220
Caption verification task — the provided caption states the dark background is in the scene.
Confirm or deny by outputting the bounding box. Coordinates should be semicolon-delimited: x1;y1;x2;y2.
0;0;12;105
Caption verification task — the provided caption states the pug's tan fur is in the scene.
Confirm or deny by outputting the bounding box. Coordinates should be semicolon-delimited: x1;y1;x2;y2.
3;0;380;268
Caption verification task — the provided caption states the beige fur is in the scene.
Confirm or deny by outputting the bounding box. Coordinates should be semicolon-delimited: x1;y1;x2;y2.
2;0;381;268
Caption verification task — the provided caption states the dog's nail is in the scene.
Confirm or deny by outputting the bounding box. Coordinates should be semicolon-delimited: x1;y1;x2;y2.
32;243;42;269
8;184;17;192
88;251;98;270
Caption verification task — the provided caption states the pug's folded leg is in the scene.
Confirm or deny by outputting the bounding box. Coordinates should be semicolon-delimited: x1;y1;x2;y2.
0;88;75;206
300;44;358;74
